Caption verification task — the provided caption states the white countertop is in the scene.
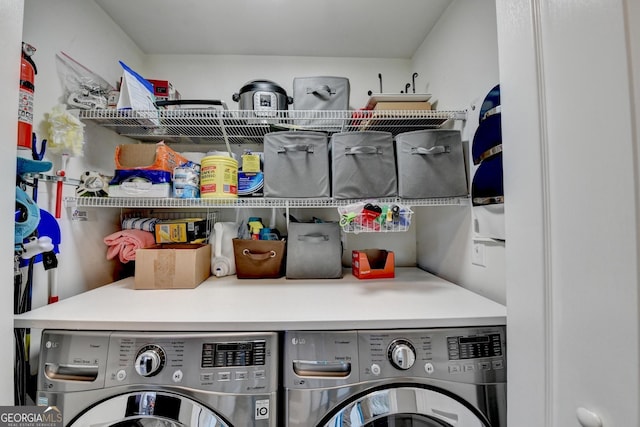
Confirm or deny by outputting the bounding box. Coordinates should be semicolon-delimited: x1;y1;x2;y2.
14;268;506;331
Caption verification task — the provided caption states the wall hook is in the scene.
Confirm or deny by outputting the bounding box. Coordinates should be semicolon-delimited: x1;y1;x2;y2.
412;72;418;93
367;73;384;96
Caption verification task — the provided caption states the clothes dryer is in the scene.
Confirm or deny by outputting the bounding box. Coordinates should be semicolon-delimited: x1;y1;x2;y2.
284;327;506;427
37;330;278;426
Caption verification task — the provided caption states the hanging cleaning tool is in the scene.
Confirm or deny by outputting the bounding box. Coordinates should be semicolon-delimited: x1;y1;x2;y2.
45;104;85;218
30;135;46;203
54;154;68;218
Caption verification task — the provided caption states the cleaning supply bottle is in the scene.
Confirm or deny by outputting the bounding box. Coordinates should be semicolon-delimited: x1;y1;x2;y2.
248;220;263;240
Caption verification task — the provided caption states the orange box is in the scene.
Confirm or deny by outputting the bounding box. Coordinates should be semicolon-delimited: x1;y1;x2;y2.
352;249;395;279
114;141;187;174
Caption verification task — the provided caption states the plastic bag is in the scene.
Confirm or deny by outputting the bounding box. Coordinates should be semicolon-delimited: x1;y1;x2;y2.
55;51;115;110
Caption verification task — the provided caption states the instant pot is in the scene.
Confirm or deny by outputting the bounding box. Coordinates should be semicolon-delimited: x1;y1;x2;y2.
232;79;293;115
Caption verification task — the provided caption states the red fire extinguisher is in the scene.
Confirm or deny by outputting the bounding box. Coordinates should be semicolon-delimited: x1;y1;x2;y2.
18;42;37;151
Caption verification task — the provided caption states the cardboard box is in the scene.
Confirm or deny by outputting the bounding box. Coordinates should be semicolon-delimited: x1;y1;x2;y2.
154;218;209;243
352;249;395;279
135;243;211;289
373;101;432;111
115;142;188;174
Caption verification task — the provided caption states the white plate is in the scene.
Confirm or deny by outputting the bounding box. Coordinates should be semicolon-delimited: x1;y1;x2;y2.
365;93;432;109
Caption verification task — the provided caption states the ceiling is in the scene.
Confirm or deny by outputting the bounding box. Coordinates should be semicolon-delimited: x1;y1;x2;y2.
94;0;452;59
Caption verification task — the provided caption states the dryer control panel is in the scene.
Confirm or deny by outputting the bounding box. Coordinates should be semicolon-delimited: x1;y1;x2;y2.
358;326;506;384
283;327;506;388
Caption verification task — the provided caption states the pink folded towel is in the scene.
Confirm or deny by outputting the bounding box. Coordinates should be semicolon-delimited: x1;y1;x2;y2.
104;229;156;263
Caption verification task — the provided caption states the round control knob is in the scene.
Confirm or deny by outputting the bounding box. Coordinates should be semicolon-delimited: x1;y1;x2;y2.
135;345;166;377
388;339;416;370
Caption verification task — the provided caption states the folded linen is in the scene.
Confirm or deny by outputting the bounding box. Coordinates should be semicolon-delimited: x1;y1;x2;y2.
104;229;155;263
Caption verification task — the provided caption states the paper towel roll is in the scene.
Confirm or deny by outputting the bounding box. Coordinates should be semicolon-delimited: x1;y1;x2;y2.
210;222;238;276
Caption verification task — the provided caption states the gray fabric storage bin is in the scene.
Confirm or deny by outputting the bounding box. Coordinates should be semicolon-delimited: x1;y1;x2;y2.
293;76;350;111
263;131;330;198
395;129;468;198
331;131;397;199
286;222;343;279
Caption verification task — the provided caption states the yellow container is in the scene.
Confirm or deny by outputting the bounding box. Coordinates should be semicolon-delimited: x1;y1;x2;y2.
200;155;238;198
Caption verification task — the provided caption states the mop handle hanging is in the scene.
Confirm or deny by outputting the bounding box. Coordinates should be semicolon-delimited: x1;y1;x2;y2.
55;154;68;218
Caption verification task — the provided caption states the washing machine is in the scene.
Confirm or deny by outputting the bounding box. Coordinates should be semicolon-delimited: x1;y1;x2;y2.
284;326;506;427
37;330;278;426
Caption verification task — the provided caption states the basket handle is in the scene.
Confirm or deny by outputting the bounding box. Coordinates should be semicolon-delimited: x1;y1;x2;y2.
277;144;314;153
297;233;329;243
346;146;381;155
242;248;277;260
307;85;335;99
410;145;450;155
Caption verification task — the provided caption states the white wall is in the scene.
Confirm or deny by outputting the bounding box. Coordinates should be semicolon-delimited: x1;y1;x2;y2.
145;54;411;111
22;0;146;304
411;0;505;304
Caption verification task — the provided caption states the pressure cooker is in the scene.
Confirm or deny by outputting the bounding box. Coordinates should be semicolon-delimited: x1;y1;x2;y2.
232;80;293;114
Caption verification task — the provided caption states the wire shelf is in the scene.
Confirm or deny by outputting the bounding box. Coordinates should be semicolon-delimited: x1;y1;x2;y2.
65;196;469;209
76;109;466;144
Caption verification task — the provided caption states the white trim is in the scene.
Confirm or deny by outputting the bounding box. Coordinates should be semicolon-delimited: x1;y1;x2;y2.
529;0;555;423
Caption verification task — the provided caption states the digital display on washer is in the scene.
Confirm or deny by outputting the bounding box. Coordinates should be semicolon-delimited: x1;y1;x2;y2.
447;333;502;360
201;341;266;368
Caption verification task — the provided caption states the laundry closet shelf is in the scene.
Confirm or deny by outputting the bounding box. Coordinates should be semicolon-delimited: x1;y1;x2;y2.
14;268;506;332
76;109;467;144
64;196;469;209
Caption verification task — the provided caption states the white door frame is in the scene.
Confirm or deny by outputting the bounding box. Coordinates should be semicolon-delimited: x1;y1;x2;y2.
497;0;640;426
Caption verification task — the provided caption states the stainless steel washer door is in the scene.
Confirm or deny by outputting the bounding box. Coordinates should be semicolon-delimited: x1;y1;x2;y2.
322;387;489;427
68;391;230;427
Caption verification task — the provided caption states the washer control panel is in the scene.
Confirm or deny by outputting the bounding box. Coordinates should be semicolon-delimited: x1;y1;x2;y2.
102;332;278;393
359;327;506;384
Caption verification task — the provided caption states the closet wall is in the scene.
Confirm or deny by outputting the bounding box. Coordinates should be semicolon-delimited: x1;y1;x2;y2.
22;0;503;305
412;0;504;303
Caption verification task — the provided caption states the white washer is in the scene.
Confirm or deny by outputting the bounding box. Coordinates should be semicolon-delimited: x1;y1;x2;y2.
37;330;278;426
284;326;506;427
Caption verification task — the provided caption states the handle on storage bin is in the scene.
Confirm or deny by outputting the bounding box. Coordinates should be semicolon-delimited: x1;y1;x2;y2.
298;233;329;243
307;85;335;99
345;146;381;155
277;144;315;153
242;248;277;260
411;145;451;155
